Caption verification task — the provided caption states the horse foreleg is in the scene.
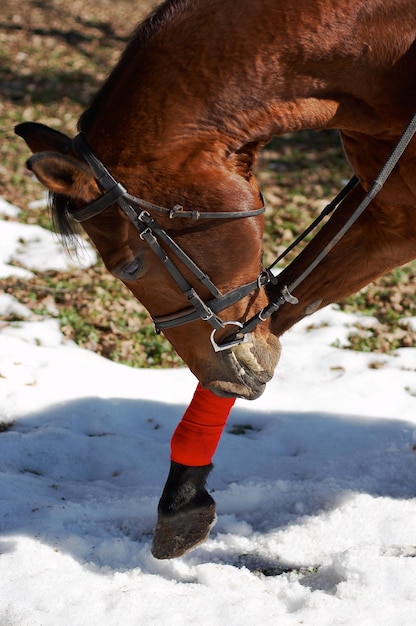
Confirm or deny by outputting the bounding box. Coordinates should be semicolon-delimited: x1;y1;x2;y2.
151;384;235;559
151;461;216;559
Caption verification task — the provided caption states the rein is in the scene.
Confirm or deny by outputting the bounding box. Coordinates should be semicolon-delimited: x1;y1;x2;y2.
237;111;416;339
71;111;416;352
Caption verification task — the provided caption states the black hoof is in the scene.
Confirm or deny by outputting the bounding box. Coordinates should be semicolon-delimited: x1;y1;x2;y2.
151;461;216;559
151;496;216;559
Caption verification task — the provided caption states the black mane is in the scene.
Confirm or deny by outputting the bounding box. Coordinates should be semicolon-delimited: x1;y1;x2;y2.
49;192;81;244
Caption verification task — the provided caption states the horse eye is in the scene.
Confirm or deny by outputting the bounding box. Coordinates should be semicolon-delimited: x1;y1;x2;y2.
111;257;143;281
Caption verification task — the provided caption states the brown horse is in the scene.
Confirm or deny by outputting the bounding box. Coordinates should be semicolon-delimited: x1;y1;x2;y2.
16;0;416;558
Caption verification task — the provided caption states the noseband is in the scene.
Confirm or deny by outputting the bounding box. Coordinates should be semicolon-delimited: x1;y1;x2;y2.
71;112;416;351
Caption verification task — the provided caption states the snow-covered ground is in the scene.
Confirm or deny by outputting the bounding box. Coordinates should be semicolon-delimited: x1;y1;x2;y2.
1;196;415;625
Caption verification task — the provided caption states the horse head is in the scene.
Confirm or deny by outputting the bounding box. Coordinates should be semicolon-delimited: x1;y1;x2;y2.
16;121;281;400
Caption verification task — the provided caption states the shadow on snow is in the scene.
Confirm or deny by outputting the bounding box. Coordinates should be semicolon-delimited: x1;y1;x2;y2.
0;395;415;575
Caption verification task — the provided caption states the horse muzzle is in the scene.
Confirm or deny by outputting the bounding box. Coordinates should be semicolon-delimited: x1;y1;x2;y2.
204;332;281;400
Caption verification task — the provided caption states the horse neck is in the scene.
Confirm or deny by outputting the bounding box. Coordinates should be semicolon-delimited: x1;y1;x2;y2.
80;0;416;161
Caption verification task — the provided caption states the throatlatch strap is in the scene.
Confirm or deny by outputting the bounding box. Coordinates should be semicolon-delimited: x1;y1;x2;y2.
170;383;236;466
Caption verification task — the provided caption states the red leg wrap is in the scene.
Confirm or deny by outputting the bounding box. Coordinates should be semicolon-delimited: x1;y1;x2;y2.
170;383;236;466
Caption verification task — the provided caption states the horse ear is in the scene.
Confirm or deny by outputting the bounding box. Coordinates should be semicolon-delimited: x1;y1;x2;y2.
27;151;99;200
15;122;72;154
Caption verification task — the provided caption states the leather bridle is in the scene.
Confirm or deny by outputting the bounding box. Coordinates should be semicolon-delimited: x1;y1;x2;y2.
72;133;270;351
71;112;416;352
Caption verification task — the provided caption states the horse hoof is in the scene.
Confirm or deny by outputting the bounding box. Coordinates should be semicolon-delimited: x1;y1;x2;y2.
151;499;217;559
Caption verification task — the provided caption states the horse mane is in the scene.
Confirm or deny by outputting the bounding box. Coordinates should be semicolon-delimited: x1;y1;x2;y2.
78;0;199;132
49;192;83;255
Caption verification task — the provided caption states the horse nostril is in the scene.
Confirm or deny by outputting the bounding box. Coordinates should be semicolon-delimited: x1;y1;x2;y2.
112;258;143;281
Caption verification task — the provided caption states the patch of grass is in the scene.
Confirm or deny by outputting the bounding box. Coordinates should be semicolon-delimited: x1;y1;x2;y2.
229;424;260;435
0;421;14;433
260;130;352;267
344;324;414;354
337;263;416;352
2;264;183;368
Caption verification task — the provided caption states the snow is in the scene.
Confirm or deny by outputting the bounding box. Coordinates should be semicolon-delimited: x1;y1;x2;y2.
0;198;96;278
1;195;416;625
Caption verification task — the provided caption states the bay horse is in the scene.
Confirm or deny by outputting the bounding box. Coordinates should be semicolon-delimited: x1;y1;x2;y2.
15;0;416;559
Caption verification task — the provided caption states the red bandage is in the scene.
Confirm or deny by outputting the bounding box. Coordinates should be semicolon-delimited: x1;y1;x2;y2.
170;383;236;466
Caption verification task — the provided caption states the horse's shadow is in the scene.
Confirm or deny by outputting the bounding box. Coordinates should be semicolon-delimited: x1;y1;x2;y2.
0;395;415;578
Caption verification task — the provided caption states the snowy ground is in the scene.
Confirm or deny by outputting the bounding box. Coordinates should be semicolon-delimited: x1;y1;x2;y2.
1;196;416;625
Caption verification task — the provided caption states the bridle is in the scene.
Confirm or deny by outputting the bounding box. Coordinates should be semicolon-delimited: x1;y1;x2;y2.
72;133;269;351
71;112;416;352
